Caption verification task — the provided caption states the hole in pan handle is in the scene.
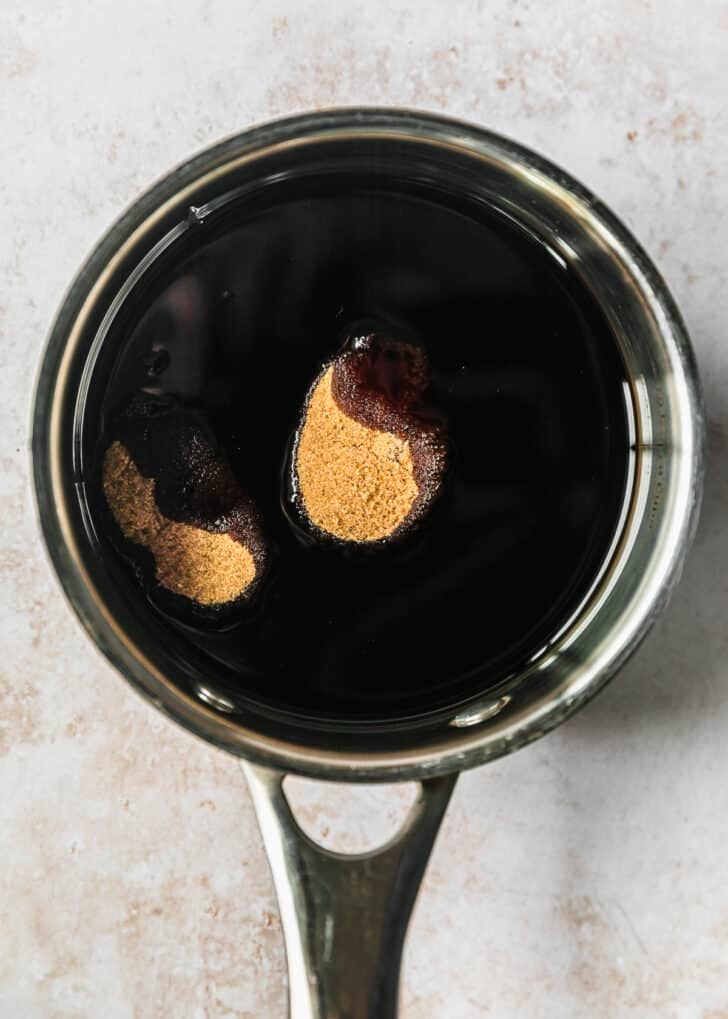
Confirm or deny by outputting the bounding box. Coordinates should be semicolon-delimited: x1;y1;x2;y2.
243;763;457;1019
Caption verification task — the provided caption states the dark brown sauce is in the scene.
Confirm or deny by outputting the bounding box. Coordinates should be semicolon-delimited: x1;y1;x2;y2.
90;179;630;723
333;332;439;429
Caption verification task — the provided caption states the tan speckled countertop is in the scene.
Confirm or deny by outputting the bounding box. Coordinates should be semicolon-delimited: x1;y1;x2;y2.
1;1;727;1015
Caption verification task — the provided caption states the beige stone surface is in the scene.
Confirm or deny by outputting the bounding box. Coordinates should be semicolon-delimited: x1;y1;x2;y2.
1;0;727;1015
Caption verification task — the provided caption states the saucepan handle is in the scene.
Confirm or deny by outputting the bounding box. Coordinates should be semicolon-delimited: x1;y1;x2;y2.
243;763;457;1019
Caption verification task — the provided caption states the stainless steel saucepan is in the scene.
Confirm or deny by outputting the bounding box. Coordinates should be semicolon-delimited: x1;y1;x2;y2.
32;110;704;1017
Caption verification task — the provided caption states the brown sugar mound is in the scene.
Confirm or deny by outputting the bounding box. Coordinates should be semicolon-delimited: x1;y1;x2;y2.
295;368;419;542
293;333;447;544
103;441;257;606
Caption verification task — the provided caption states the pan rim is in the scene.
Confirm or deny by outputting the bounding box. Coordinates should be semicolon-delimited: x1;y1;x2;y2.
31;107;704;781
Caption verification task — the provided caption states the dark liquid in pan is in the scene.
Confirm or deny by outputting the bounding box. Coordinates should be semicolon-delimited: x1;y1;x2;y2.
92;178;630;722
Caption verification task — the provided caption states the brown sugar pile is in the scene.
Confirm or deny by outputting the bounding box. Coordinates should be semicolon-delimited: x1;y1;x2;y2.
296;368;419;542
293;333;447;544
103;441;258;606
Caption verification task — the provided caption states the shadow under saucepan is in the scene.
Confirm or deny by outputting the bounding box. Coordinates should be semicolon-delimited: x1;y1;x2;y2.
527;416;728;1014
406;414;727;1017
